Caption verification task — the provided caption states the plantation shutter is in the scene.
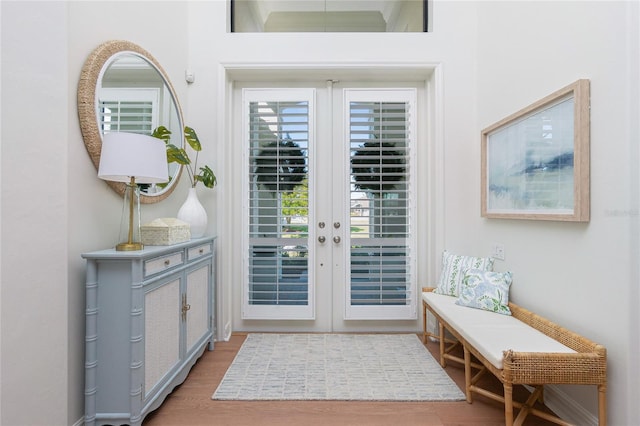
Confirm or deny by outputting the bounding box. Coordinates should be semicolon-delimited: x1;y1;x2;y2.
99;88;159;134
244;91;312;319
346;91;416;319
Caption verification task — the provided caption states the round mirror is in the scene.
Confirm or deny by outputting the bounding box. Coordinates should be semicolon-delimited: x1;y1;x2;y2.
78;40;183;203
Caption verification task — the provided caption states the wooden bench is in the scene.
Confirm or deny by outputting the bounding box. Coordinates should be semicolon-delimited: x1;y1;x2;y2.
422;287;607;426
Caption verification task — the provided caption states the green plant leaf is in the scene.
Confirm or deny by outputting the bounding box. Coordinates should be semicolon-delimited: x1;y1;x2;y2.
184;126;202;152
153;125;216;190
166;144;191;165
197;165;217;188
152;125;172;142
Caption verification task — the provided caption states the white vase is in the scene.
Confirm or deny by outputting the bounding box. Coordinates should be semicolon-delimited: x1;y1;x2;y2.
177;188;207;238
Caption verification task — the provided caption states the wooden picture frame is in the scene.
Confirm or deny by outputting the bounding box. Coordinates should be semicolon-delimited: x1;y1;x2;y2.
481;79;590;221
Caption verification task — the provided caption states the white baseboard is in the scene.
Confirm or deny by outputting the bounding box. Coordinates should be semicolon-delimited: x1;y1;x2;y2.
223;321;232;341
524;384;598;426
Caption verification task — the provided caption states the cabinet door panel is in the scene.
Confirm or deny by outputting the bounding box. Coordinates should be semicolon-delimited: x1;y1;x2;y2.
186;265;210;353
144;279;181;396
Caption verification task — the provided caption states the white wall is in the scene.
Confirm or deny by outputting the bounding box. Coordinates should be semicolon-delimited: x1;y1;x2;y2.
0;0;637;425
1;2;70;424
1;1;190;424
474;1;639;424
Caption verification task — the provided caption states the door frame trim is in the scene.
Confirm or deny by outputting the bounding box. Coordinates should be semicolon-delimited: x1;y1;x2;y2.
215;62;445;339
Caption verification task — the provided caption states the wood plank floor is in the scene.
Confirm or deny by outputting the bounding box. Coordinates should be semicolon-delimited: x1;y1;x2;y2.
143;333;559;426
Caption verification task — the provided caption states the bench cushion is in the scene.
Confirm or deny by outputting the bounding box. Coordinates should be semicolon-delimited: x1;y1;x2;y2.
423;291;576;369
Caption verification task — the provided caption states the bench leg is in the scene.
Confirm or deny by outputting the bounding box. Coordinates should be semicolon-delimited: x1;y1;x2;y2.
598;383;607;426
504;383;514;426
422;301;428;343
463;345;473;403
439;322;446;367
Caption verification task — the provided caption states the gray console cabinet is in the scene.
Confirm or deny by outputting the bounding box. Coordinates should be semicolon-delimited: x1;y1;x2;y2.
82;237;216;426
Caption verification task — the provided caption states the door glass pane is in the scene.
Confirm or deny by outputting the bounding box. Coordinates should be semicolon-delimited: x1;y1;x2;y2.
248;101;309;306
349;100;411;306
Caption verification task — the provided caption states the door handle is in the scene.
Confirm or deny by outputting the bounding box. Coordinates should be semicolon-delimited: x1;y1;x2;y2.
333;236;341;244
181;294;191;321
318;236;326;243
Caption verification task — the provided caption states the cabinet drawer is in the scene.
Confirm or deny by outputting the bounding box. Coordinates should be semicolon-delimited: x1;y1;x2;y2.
144;252;184;277
187;243;212;262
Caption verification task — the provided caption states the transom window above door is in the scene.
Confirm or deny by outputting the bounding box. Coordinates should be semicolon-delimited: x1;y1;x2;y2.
231;0;429;32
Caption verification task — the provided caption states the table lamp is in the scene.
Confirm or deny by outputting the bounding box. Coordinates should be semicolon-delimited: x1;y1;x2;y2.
98;132;168;251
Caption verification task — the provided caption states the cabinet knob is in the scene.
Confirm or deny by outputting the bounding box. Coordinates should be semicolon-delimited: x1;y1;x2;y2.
164;259;170;267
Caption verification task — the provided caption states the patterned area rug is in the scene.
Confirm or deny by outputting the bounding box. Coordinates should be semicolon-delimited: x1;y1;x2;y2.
212;333;465;401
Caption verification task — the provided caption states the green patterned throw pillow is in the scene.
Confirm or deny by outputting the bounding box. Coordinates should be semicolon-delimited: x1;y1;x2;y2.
434;251;495;297
455;269;513;315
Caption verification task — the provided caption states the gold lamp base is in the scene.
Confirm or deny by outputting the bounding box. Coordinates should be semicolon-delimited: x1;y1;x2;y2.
114;178;144;251
116;242;144;251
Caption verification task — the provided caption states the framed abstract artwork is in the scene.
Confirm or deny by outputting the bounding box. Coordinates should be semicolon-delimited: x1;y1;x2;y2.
481;79;590;222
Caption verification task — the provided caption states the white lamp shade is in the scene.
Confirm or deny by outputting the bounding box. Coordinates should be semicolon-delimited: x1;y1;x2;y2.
98;132;169;184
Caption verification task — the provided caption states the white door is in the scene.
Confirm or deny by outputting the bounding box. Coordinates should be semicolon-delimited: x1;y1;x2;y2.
240;82;418;332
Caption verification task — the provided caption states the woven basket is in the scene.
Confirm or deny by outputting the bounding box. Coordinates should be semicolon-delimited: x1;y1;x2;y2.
141;218;190;246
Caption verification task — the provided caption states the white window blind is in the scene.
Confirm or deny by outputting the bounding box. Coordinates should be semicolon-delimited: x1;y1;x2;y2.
100;100;154;133
99;88;159;134
247;100;310;311
347;96;416;318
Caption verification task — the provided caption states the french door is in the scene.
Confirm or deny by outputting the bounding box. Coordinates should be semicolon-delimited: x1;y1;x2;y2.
241;83;417;331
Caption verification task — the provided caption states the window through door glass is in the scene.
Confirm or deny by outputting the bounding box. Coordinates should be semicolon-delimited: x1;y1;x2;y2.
345;90;417;320
246;98;310;315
